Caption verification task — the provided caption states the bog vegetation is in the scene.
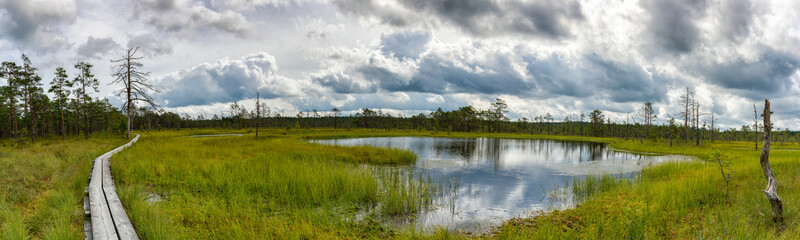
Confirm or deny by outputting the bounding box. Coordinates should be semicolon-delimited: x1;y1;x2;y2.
0;134;125;239
1;51;799;239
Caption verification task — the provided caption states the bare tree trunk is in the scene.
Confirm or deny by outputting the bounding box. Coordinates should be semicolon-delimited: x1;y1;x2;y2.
83;83;89;140
126;57;132;139
60;95;65;140
759;99;783;225
9;78;17;139
711;113;715;142
754;104;759;150
256;92;259;139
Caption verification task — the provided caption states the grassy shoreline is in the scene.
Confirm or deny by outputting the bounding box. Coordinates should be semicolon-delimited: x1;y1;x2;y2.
116;128;800;239
6;128;796;239
111;129;441;239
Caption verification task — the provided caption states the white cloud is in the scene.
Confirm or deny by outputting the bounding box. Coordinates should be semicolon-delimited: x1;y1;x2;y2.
156;52;318;107
427;95;445;104
2;0;800;130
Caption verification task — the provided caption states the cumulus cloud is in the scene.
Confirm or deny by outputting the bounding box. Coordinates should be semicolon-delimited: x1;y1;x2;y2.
127;33;173;57
77;36;121;59
333;0;584;39
157;52;313;107
313;35;670;104
0;0;77;51
380;31;431;60
134;0;254;37
427;95;445;104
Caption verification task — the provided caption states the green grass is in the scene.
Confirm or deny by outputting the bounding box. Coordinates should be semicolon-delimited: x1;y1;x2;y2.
495;139;800;239
113;129;800;239
111;129;438;239
0;134;127;239
8;127;797;239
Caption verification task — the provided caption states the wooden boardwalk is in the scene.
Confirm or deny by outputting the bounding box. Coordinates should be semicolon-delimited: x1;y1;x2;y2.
84;134;140;240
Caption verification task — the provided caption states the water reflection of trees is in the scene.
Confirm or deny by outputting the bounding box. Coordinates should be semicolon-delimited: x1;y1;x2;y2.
426;138;622;168
337;137;658;170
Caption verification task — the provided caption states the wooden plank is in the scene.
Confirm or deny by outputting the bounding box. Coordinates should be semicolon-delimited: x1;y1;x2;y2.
89;156;117;240
102;139;140;240
86;134;141;240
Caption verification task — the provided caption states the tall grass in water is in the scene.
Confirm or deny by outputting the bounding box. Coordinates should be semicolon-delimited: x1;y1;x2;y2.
571;174;634;203
111;130;438;239
378;169;437;216
497;139;800;239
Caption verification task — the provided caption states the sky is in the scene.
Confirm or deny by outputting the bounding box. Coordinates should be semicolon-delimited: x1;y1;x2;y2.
1;0;799;130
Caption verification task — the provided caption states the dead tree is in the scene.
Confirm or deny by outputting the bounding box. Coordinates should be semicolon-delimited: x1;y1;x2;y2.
112;47;160;139
639;101;656;140
710;113;716;142
255;92;260;139
754;104;759;150
694;101;701;146
759;99;783;224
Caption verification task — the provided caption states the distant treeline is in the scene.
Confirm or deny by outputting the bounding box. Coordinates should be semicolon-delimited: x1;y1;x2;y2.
2;53;794;145
127;99;797;146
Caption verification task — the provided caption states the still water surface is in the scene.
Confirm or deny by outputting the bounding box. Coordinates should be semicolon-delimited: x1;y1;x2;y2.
313;137;691;232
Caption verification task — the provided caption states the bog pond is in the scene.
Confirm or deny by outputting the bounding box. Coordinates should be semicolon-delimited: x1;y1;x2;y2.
313;137;693;232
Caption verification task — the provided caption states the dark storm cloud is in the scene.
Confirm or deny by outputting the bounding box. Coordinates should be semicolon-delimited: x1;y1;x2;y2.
524;55;591;98
0;0;76;51
380;31;431;60
133;0;253;37
512;0;584;38
721;0;754;41
641;0;708;53
400;0;502;36
585;54;666;103
77;37;121;59
700;48;799;98
386;54;532;95
524;54;667;103
332;0;584;39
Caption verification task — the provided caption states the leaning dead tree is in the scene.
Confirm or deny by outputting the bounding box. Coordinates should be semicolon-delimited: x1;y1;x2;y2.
759;99;783;224
112;47;160;139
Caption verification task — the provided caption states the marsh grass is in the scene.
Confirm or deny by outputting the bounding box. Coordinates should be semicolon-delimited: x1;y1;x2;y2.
496;139;800;239
112;129;442;239
0;134;126;239
87;128;800;239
